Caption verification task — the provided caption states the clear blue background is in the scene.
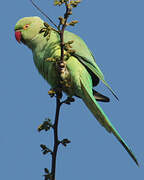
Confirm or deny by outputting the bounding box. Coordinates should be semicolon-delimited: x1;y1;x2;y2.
1;0;144;179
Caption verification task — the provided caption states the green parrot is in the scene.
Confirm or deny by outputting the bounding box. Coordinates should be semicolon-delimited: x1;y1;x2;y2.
15;16;139;166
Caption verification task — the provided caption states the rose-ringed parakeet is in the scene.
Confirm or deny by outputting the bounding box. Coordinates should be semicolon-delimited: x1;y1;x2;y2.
15;16;139;166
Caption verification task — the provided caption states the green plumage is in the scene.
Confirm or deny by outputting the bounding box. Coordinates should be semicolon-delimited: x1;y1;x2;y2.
15;16;139;166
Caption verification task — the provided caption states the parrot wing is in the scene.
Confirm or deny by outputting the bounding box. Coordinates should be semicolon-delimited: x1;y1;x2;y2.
75;54;119;100
64;31;118;100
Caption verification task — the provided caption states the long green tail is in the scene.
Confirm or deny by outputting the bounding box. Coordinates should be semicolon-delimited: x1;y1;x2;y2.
80;78;139;166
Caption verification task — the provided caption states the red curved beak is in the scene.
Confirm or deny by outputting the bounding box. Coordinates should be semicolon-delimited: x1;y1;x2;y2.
15;31;21;43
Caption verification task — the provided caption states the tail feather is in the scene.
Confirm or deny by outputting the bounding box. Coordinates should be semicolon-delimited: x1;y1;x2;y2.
93;89;110;102
80;78;139;166
112;129;139;166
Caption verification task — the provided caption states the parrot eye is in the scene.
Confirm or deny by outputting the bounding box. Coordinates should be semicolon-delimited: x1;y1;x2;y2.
23;24;29;30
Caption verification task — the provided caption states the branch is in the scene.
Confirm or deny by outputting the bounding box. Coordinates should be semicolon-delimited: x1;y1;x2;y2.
50;3;73;179
59;1;72;64
51;93;61;180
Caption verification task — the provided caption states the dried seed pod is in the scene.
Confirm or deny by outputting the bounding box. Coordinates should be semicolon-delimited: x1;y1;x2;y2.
59;62;65;68
60;69;65;73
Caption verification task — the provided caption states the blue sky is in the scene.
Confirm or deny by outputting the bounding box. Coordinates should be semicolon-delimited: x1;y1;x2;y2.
1;0;144;179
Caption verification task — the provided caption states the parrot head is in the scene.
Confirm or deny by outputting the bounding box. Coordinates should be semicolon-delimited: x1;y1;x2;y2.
15;16;44;48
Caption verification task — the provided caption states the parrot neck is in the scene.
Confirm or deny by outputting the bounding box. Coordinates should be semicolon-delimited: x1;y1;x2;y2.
30;30;59;53
31;31;60;54
26;33;48;51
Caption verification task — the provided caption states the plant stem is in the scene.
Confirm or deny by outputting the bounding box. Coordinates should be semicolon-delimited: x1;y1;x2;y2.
59;2;71;63
51;96;61;180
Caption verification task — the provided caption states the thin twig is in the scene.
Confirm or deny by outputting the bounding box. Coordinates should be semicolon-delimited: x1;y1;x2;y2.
59;2;71;63
30;0;58;29
51;95;61;180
